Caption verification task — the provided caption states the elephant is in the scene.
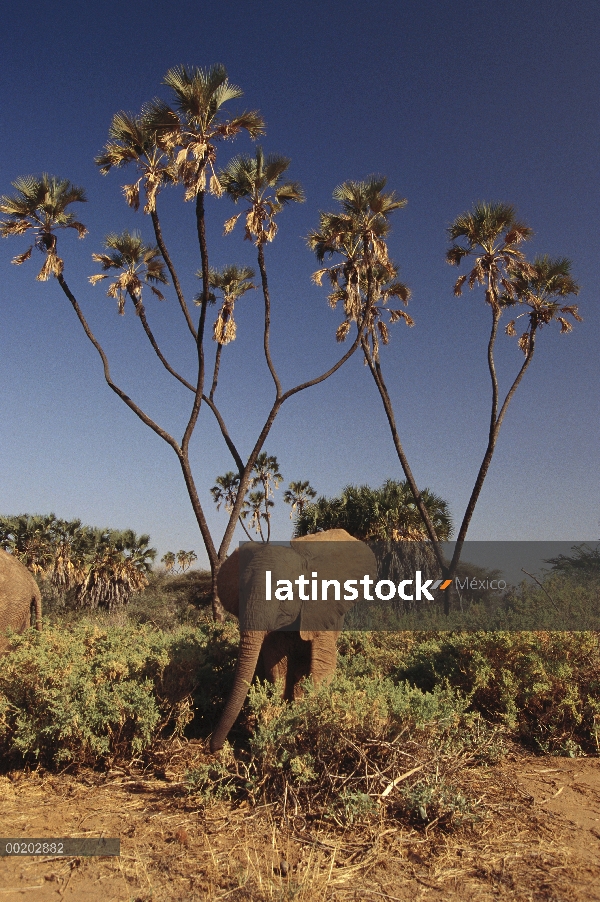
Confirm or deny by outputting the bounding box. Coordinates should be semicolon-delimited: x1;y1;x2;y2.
210;528;377;752
0;548;42;653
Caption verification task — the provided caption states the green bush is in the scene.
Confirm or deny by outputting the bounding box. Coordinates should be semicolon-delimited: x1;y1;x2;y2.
190;673;501;827
399;630;600;754
0;619;238;767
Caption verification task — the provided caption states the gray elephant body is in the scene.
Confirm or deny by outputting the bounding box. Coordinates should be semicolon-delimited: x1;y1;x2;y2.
0;548;42;652
210;529;376;751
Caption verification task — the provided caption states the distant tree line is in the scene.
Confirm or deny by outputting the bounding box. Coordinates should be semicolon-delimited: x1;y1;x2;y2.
0;514;156;610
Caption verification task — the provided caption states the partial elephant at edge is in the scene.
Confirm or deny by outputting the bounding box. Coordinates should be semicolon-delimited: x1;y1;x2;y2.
0;548;42;653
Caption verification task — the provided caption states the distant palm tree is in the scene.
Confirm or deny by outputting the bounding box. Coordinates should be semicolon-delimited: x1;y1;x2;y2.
241;490;274;543
177;550;198;572
283;481;317;519
161;551;176;573
0;174;87;281
211;471;254;541
248;452;283;542
78;530;156;610
294;480;452;542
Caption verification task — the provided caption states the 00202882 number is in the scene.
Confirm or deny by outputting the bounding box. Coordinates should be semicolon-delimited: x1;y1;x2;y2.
4;842;64;855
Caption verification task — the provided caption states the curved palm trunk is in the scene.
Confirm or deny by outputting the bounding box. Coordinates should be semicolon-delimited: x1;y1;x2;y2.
210;630;265;752
447;334;536;583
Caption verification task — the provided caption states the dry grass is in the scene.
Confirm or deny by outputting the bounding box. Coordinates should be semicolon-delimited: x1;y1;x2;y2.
1;741;599;901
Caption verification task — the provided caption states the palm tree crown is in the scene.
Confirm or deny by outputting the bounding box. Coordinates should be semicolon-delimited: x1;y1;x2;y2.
144;64;265;201
446;202;533;309
198;264;256;344
211;471;241;513
308;176;410;359
89;230;168;314
283;481;317;518
504;255;581;354
95;112;178;213
219;147;305;244
0;174;87;280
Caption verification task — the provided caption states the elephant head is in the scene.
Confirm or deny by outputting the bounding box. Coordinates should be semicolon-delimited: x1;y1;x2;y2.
0;548;42;653
210;529;376;752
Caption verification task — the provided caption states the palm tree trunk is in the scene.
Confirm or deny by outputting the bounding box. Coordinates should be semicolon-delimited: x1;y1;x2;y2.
150;209;197;339
446;322;536;588
361;339;446;574
209;344;223;401
257;243;282;396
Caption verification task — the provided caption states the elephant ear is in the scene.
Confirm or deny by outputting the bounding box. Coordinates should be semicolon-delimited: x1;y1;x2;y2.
291;531;378;638
238;542;303;631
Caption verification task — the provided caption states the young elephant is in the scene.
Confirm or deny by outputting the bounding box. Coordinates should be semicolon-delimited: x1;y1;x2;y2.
210;529;376;752
0;548;42;653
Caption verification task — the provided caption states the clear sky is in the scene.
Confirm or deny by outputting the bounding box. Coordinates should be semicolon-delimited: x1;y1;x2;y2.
1;0;598;565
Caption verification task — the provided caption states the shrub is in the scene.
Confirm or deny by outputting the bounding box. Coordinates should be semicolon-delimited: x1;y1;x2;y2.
0;618;238;767
190;673;501;828
399;630;600;754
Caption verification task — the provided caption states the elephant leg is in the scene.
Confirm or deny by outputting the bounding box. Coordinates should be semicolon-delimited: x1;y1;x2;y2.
290;637;312;699
261;632;305;701
309;630;340;688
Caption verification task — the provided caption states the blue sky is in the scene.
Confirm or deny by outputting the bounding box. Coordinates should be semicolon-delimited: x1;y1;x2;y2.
1;0;598;565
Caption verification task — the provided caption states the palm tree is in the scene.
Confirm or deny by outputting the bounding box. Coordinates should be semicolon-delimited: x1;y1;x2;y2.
145;65;264;349
211;471;255;541
241;490;274;543
0;513;58;576
87;230;201;395
219;147;304;391
249;452;283;542
283;481;317;519
308;175;406;332
89;230;168;314
161;551;176;573
78;529;156;610
214;454;283;543
177;550;197;572
147;65;264;202
0;174;87;281
96;112;177;214
445;208;579;579
294;480;452;542
307;177;445;566
211;471;241;513
96;111;195;338
504;255;582;354
198;264;256;399
447;202;533;444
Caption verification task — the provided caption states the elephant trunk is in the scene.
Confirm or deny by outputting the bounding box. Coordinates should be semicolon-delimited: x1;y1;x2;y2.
210;630;265;753
31;584;42;631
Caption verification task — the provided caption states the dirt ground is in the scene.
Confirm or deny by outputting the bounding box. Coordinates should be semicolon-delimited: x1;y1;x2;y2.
1;743;599;902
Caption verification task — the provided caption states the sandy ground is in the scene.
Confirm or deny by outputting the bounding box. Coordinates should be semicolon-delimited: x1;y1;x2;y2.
0;744;599;901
